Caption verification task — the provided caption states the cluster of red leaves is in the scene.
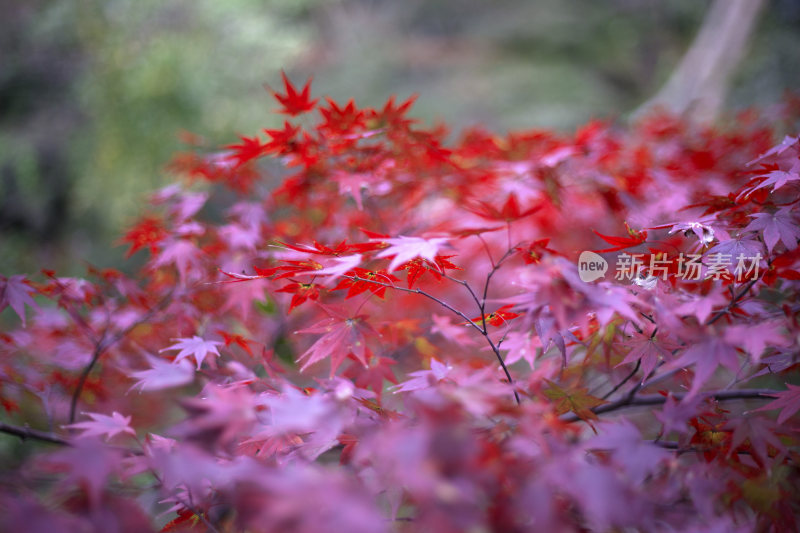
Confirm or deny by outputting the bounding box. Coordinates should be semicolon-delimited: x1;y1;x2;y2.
1;73;800;532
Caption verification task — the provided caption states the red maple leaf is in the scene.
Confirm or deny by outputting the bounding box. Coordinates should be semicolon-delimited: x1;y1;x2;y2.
368;94;418;128
400;255;461;288
263;121;300;155
256;259;323;280
454;226;504;238
342;355;398;401
470;304;520;327
762;249;800;285
515;238;558;264
161;508;204;532
333;268;400;299
224;134;267;167
466;193;541;222
216;330;255;357
592;223;648;253
296;312;377;375
277;240;358;256
318;98;367;135
275;281;321;312
266;71;318;116
120;216;167;257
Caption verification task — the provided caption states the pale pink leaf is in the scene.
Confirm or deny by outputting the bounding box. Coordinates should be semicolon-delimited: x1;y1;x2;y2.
66;411;136;440
744;208;800;254
374;236;449;272
130;356;195;391
752;384;800;424
0;275;38;326
160;335;222;369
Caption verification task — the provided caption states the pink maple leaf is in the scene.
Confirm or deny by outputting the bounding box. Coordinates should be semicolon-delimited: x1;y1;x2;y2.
152;239;204;284
672;288;728;324
259;386;332;435
741;161;800;195
706;236;764;261
129;355;195;391
588;419;670;484
499;331;541;368
430;313;476;347
654;393;702;436
161;335;222;369
393;358;452;393
617;330;680;379
66;411;136;440
374;236;449;272
41;439;123;509
315;254;363;281
724;320;789;364
747;135;799;166
0;274;38;326
175;384;257;451
658;216;721;245
752;383;800;424
744;207;800;254
726;416;786;464
662;338;740;396
296;313;376;375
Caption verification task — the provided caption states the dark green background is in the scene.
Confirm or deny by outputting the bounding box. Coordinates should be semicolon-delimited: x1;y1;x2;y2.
2;0;799;275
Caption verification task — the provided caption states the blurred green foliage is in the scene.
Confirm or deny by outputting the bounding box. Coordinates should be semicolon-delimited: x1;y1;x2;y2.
1;0;799;275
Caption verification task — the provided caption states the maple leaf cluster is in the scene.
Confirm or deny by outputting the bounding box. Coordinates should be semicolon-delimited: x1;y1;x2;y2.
1;74;800;532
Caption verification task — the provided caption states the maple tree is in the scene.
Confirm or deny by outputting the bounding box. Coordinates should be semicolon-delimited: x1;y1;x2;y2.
1;73;800;532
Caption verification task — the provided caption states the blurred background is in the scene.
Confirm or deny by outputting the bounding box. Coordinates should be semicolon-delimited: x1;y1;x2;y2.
2;0;799;276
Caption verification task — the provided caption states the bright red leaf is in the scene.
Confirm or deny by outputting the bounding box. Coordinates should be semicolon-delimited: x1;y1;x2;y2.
266;71;318;116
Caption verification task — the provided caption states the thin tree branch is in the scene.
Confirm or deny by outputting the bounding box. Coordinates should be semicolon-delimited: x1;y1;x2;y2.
561;388;776;422
443;274;483;315
705;276;760;325
480;247;515;314
69;290;174;423
601;360;640;400
350;275;520;404
476;234;496;267
349;275;483;335
0;421;70;446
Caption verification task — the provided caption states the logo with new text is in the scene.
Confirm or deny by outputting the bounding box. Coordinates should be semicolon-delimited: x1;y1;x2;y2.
578;251;608;282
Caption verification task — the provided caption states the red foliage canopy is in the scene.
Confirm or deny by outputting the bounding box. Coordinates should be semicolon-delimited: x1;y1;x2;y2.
1;76;799;532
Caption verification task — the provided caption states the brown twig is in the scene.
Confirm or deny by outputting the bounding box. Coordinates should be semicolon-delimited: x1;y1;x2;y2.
0;421;70;446
561;388;776;423
69;291;174;423
601;360;641;400
349;274;520;404
705;276;760;326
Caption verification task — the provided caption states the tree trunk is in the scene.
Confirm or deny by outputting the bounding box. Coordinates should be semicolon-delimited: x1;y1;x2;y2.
636;0;767;123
